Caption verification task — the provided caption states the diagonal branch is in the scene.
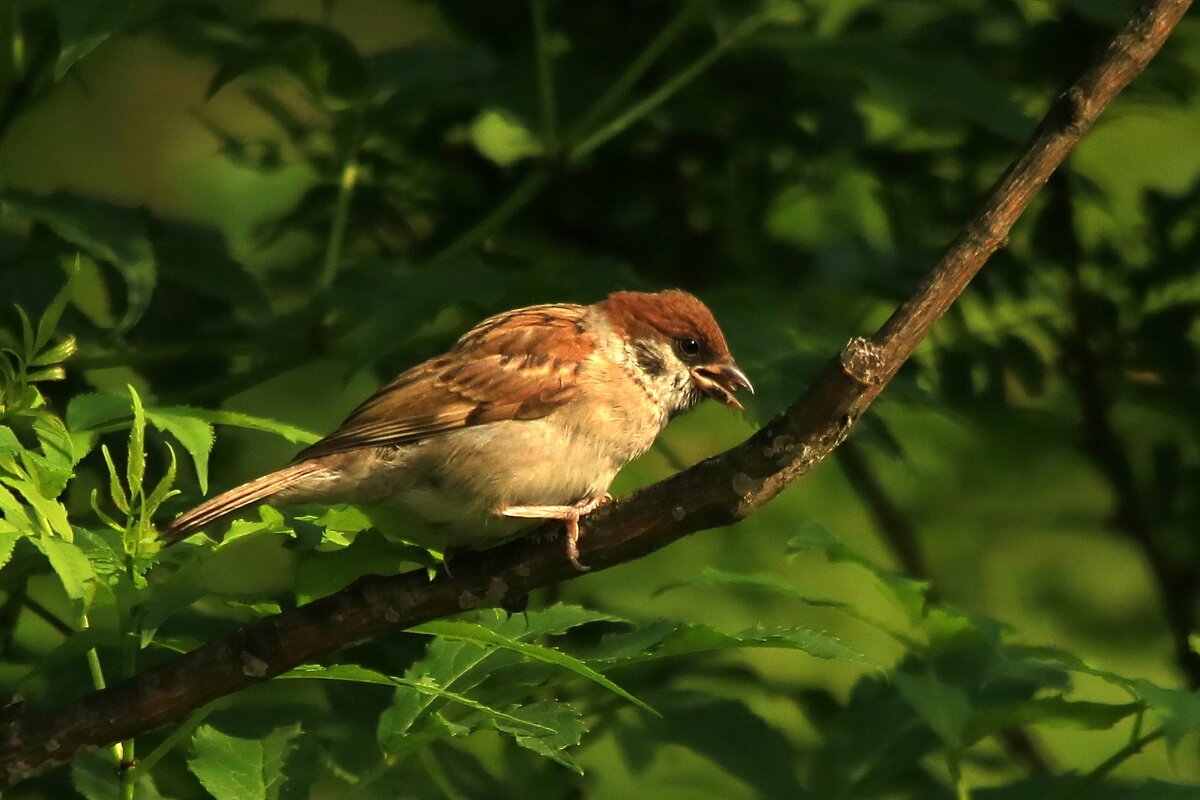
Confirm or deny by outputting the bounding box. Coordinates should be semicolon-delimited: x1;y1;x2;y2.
0;0;1192;786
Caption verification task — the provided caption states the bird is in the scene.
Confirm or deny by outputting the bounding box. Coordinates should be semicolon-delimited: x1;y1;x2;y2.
162;289;752;570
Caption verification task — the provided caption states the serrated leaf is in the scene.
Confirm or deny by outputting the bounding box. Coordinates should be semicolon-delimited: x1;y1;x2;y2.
188;726;267;800
494;701;587;772
787;522;928;623
67;393;133;434
657;567;912;644
591;620;876;670
151;406;319;444
145;409;212;493
25;366;65;383
143;443;179;510
413;620;655;714
127;387;146;497
99;444;130;516
1137;680;1200;756
490;604;622;638
30;335;78;367
0;425;21;453
259;724;302;800
0;530;22;569
283;663;555;733
35;536;97;601
34;413;76;472
3;474;71;537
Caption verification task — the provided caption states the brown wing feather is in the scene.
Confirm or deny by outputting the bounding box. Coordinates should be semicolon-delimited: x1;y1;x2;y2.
293;304;592;462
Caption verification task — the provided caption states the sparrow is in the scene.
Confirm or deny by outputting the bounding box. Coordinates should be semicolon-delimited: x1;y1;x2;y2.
162;290;752;570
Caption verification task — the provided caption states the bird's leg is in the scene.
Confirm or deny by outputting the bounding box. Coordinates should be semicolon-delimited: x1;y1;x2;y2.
500;496;607;572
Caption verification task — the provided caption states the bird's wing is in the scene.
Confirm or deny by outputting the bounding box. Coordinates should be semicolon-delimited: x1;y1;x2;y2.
292;304;593;461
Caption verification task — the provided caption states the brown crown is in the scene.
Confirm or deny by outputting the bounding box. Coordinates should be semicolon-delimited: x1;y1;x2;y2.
600;290;731;359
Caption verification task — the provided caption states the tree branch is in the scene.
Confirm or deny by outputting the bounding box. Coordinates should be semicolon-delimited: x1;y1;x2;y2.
0;0;1191;785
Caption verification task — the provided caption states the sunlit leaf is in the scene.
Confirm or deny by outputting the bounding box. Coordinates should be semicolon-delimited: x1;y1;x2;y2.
188;725;267;800
34;536;97;601
414;619;655;714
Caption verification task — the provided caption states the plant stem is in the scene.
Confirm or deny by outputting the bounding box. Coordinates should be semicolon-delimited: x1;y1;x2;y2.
125;704;216;783
425;167;552;268
564;1;700;146
568;15;767;163
947;750;971;800
1056;726;1165;800
22;594;73;637
319;149;361;290
77;610;124;768
531;0;557;153
429;1;719;267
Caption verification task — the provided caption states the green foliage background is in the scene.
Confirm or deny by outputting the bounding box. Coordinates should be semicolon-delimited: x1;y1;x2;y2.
2;0;1200;797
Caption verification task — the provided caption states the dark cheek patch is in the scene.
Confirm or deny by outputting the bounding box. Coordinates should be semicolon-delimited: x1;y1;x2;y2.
634;342;666;377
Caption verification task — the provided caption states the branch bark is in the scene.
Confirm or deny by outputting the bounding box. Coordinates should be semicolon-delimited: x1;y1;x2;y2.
0;0;1192;785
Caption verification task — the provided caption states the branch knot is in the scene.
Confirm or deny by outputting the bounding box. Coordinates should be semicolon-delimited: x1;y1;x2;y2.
840;337;886;385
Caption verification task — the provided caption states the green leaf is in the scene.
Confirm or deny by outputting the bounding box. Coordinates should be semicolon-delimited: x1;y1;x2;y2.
260;724;302;800
1137;680;1200;756
658;567;912;644
282;663;553;732
30;335;78;367
413;619;655;714
67;393;133;434
127;387;146;497
787;521;928;623
490;603;622;638
591;620;877;670
34;536;97;601
0;530;23;569
145;409;213;493
188;725;268;800
34;413;77;472
150;406;319;445
100;445;130;515
470;108;542;167
893;668;972;748
494;701;587;773
34;261;78;352
0;191;157;332
966;697;1138;741
53;0;149;79
3;475;71;537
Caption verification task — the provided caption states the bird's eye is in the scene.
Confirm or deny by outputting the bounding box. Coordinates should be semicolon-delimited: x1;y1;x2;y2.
674;337;702;360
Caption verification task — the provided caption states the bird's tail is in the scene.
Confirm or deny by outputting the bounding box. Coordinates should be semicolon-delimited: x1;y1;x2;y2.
161;462;322;545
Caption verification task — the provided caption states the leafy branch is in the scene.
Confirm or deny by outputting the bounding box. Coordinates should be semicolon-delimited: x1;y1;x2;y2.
0;0;1192;787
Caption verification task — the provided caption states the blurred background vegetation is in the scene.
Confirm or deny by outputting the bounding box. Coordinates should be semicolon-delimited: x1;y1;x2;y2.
2;0;1200;797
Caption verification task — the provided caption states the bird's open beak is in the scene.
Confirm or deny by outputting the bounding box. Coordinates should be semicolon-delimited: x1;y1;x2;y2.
691;363;754;411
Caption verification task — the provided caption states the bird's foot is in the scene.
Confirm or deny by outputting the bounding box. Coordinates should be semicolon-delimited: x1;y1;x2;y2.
500;496;606;572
